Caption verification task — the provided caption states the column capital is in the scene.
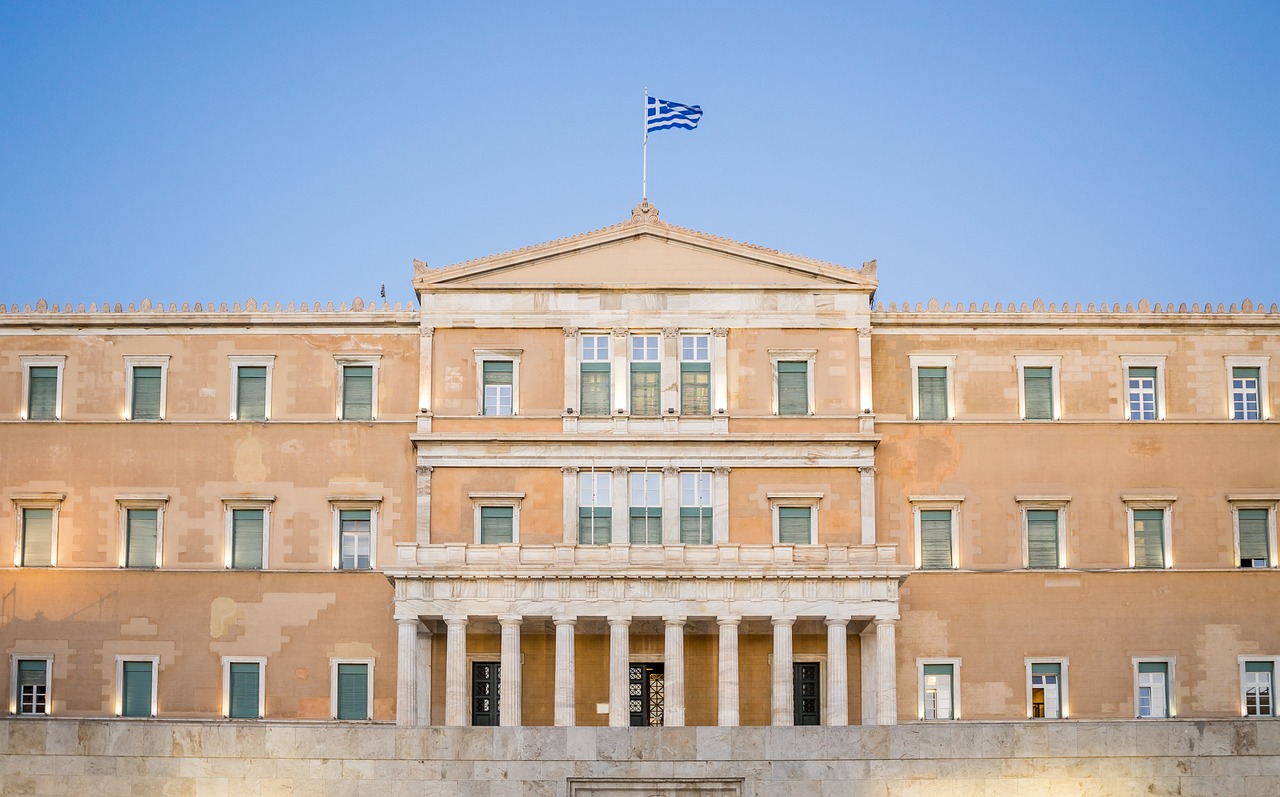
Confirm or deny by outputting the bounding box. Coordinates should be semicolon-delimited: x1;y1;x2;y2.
611;327;630;339
824;617;851;629
717;616;742;628
396;615;422;627
553;615;578;627
771;616;796;628
611;465;628;477
498;614;523;628
859;465;876;475
444;614;469;627
561;465;579;476
662;327;679;339
417;464;434;475
607;615;632;628
663;615;687;628
563;326;579;339
662;465;680;476
713;465;732;476
857;327;872;339
712;327;729;338
874;616;899;629
421;326;435;338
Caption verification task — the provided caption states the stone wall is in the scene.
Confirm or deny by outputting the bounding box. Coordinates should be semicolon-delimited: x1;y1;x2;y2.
2;719;1278;796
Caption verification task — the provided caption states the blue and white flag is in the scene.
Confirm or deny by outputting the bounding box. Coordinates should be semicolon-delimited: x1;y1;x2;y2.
646;96;703;133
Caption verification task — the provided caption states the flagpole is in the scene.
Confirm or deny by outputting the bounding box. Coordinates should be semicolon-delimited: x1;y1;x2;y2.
642;88;648;202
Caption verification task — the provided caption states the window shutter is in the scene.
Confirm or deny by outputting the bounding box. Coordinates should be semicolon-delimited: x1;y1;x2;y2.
343;366;374;420
336;663;369;720
483;360;513;385
1026;509;1059;568
578;508;611;545
917;367;948;420
231;509;264;569
680;507;713;545
1032;662;1060;676
629;508;662;544
237;367;267;420
777;361;809;415
580;363;611;416
919;510;953;569
1133;509;1165;568
680;363;710;415
18;659;46;686
630;363;660;416
1239;508;1270;565
777;507;812;544
126;509;158;568
1023;367;1054;420
228;662;260;718
21;508;53;567
480;507;514;544
121;661;153;717
28;366;58;420
131;367;162;420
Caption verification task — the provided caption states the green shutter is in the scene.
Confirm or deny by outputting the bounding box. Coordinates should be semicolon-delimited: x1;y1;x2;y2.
920;510;953;569
1246;660;1274;674
680;507;713;545
1026;509;1059;568
237;366;267;420
121;661;153;717
1239;508;1270;565
28;366;58;420
1023;367;1054;419
1235;366;1261;381
578;508;611;545
580;363;611;416
126;509;158;568
21;508;53;567
630;362;660;416
343;365;373;420
778;507;812;544
1031;662;1060;676
131;366;162;420
680;363;710;415
1133;509;1165;568
336;663;369;720
483;360;513;385
777;361;809;415
1137;661;1167;674
917;367;948;420
480;507;514;544
18;659;46;686
231;509;264;569
629;508;662;544
228;662;260;718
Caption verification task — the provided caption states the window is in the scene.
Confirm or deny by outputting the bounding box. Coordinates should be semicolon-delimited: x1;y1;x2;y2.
910;355;955;421
770;493;821;544
680;335;711;416
794;662;821;725
1019;498;1068;569
918;660;959;720
336;355;380;421
12;657;51;715
578;471;612;545
117;658;156;718
471;492;523;544
680;472;713;545
1231;499;1277;568
472;661;501;726
912;498;961;569
1026;659;1068;719
1226;356;1270;421
1016;355;1061;420
15;496;61;567
223;658;265;719
338;509;372;569
1133;658;1173;718
629;335;660;416
1125;497;1174;569
1240;658;1278;718
332;660;373;721
629;472;662;544
229;355;274;420
770;349;816;416
475;350;522;417
118;497;167;569
1121;355;1166;421
21;355;65;420
124;355;169;421
225;502;270;570
580;335;612;416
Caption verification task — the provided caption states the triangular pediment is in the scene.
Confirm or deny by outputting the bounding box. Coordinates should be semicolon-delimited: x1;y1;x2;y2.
414;203;876;291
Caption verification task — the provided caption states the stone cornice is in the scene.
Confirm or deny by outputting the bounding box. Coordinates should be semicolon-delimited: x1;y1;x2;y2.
0;297;418;328
873;298;1280;329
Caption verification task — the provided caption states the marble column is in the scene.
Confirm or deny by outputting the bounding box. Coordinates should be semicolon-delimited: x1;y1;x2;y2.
499;615;522;727
875;618;898;726
717;616;741;726
416;625;433;727
554;616;577;726
444;615;468;726
416;464;433;545
771;617;795;726
396;617;419;727
825;617;850;726
859;466;877;545
663;616;686;726
608;616;631;727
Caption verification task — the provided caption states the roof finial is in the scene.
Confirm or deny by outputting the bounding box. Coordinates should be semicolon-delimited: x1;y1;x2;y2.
631;201;660;223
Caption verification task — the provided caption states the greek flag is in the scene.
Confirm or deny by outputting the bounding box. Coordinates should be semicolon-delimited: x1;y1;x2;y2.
646;96;703;133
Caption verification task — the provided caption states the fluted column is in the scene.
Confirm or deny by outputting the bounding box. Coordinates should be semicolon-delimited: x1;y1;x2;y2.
499;615;522;726
875;618;898;726
771;617;795;726
608;616;631;727
717;616;741;726
554;616;577;726
396;617;419;726
444;615;468;726
825;617;850;726
663;616;686;726
416;625;433;726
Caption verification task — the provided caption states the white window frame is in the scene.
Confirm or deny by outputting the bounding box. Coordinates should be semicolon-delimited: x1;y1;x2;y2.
910;496;963;570
678;333;714;418
123;355;170;421
9;654;54;716
767;492;822;545
20;355;66;421
12;492;63;567
330;497;380;570
908;354;956;421
1228;495;1279;569
330;657;375;721
228;355;275;421
1123;495;1175;569
769;348;817;416
222;497;274;570
221;656;267;719
1014;354;1062;421
114;655;159;718
1024;657;1069;719
116;495;169;569
1225;355;1271;421
474;349;522;417
1238;655;1280;718
1017;496;1070;569
470;491;524;544
334;354;381;421
1119;355;1166;421
1132;656;1175;718
917;657;961;721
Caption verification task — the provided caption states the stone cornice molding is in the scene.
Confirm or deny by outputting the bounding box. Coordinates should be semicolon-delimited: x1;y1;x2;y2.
873;298;1280;329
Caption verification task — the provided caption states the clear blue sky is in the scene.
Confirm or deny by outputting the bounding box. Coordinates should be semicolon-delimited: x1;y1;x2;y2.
2;2;1277;308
